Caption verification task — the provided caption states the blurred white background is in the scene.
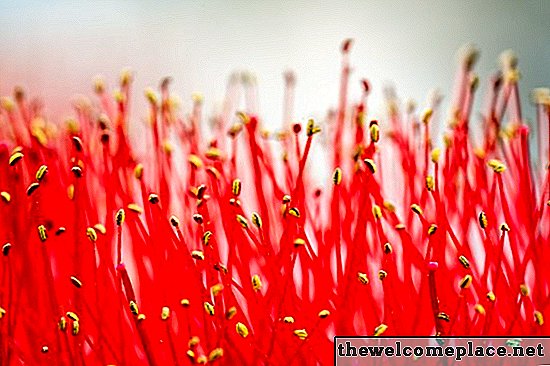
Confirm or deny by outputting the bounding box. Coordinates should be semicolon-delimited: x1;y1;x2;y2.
1;0;549;133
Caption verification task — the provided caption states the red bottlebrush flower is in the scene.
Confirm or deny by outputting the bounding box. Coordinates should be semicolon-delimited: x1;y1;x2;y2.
0;42;549;366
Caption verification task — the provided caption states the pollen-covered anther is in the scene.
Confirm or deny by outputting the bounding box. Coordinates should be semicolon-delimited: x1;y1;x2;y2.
188;336;200;348
129;301;139;316
425;175;435;191
282;195;291;204
180;299;190;307
192;213;204;224
520;284;530;297
71;320;80;336
137;314;146;321
283;316;295;323
410;204;423;215
188;154;203;169
196;184;207;199
148;193;159;204
458;255;470;269
288;207;301;218
66;311;79;322
431;148;441;163
236;214;248;228
208;348;224;362
474;304;486;315
333;167;343;185
372;205;382;220
364;159;377;174
134;164;144;180
534;311;544;326
500;223;510;232
127;203;143;214
41;346;49;353
8;151;24;166
293;238;306;247
161;306;170;320
202;231;213;245
374;324;388;337
36;165;48;181
86;227;97;242
437;312;450;322
427;224;438;235
225;306;237;320
357;272;369;285
1;192;10;203
210;283;223;296
58;316;67;331
395;223;406;231
318;310;331;319
306;119;321;136
252;274;262;291
383;243;393;254
191;251;204;261
459;274;472;289
487;291;496;302
205;147;223;160
251;212;262;228
231;179;242;196
488;159;506;173
116;209;125;226
214;263;228;275
25;182;39;197
378;270;387;280
170;215;180;228
236;322;249;338
293;329;308;340
479;211;488;229
370;123;380;142
38;225;47;242
422;108;433;124
70;276;82;288
204;302;215;316
2;243;11;256
0;307;6;318
383;201;396;212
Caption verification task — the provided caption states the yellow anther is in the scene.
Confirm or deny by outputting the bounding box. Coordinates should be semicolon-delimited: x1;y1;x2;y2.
67;184;74;200
437;312;450;322
372;205;382;220
225;306;237;320
459;275;472;289
197;355;207;364
205;147;223;160
202;231;213;245
500;223;510;232
283;316;295;323
252;274;262;291
232;179;242;196
188;154;203;169
192;213;204;224
458;255;470;269
72;320;80;336
180;299;190;307
211;284;223;297
191;251;205;261
370;123;380;142
170;215;180;228
86;227;97;242
520;284;530;297
9;152;24;166
26;183;39;196
58;316;67;331
127;203;143;214
364;159;377;174
318;310;331;319
431;148;441;163
282;195;291;204
36;165;48;181
479;211;488;229
2;243;11;256
129;301;139;315
383;201;396;212
374;324;388;336
534;311;544;326
208;348;224;362
0;307;6;319
148;194;159;204
288;207;301;218
236;322;249;338
487;291;496;302
188;336;200;348
488;159;506;173
236;214;248;228
66;311;79;322
293;238;306;247
427;224;438;235
357;272;369;285
38;225;47;242
144;87;158;105
332;167;343;186
116;209;125;226
425;175;435;191
94;223;107;235
1;192;10;203
383;242;393;254
422;108;433;124
395;223;406;230
306;119;321;136
70;276;83;288
378;270;387;280
474;304;486;315
41;346;49;353
410;204;423;215
293;329;308;340
161;306;170;320
137;314;146;321
251;212;262;228
134;164;144;180
204;302;215;316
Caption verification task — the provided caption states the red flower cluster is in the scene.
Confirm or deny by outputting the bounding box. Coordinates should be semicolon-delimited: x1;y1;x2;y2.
0;40;548;365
